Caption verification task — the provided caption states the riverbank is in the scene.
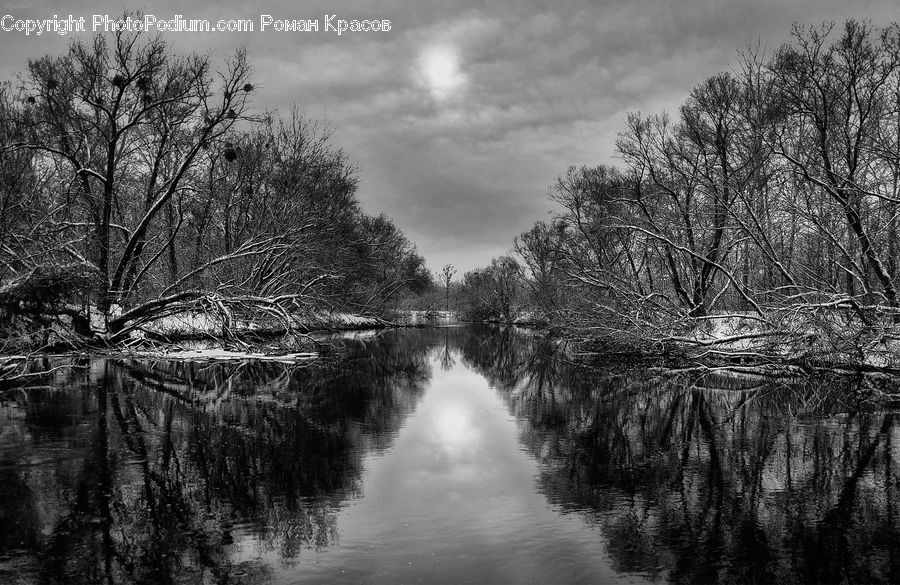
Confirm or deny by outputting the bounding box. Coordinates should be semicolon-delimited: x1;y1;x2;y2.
557;311;900;375
0;308;409;378
135;310;394;339
460;309;900;375
0;306;487;376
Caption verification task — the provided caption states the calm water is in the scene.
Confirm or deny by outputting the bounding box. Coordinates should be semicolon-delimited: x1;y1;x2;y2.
1;325;899;584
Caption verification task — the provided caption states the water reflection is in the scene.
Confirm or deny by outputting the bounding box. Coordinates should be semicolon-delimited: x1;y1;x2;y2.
456;325;900;584
0;326;898;584
0;334;431;584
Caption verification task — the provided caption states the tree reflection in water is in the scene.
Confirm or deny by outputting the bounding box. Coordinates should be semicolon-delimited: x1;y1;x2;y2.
0;332;431;584
457;325;900;584
1;326;899;584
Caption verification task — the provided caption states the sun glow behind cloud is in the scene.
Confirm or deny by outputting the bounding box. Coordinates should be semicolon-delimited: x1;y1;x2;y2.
418;44;466;99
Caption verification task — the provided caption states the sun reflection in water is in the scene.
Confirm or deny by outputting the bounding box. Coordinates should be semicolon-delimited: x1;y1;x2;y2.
433;404;475;451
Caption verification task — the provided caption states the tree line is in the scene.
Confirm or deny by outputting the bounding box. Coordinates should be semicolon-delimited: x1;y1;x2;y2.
456;20;900;361
0;28;430;348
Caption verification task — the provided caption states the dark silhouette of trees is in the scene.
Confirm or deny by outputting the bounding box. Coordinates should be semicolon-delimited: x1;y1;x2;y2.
480;20;900;365
440;263;456;311
0;26;427;346
458;255;521;322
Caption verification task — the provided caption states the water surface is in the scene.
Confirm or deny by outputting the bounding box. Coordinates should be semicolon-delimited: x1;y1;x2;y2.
1;326;898;584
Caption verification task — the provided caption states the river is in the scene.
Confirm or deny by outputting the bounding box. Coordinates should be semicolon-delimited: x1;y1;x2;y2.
1;325;898;584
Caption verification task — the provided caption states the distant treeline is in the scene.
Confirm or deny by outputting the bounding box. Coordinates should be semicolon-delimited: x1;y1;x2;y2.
452;20;900;362
0;28;430;348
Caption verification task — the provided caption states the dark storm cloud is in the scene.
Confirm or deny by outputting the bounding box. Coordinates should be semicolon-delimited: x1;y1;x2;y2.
1;0;898;272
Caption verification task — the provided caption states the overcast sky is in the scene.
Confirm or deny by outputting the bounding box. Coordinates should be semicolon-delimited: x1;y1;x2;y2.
1;0;897;274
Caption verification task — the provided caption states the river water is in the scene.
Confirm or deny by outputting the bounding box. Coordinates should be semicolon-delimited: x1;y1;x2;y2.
1;325;898;584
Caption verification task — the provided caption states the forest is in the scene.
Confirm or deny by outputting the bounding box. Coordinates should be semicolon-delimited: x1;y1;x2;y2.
0;29;431;351
6;20;900;370
452;20;900;368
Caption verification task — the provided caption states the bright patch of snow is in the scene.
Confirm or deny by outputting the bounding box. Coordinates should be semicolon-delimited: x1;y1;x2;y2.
156;348;319;363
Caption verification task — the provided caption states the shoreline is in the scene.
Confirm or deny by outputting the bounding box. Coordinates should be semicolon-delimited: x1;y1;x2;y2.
7;315;900;380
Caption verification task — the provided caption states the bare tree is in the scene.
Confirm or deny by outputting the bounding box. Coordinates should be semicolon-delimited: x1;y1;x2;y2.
0;26;430;345
440;264;456;311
